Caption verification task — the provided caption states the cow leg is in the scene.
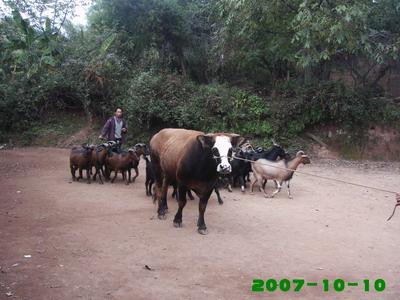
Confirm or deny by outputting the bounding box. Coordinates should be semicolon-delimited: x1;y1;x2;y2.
214;187;223;205
197;189;213;235
172;184;177;199
128;169;131;182
173;185;187;228
239;175;245;193
187;190;195;200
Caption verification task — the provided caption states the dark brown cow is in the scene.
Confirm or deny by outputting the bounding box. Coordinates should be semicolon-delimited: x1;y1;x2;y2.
150;128;244;234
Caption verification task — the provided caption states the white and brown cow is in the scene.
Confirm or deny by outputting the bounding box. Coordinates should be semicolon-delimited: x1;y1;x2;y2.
150;128;245;234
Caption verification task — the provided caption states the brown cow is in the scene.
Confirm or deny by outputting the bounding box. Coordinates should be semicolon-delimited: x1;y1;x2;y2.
150;128;244;234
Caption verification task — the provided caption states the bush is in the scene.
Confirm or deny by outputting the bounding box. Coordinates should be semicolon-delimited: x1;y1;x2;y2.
121;71;274;140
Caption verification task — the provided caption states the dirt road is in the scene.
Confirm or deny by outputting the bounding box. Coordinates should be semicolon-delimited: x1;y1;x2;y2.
0;147;399;300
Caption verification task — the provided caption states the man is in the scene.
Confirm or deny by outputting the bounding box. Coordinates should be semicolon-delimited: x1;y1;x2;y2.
99;108;127;152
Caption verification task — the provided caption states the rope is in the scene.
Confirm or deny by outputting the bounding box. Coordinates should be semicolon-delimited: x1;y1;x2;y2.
224;154;399;195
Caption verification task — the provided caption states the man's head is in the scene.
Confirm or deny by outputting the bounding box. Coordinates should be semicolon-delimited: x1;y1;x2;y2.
115;108;123;118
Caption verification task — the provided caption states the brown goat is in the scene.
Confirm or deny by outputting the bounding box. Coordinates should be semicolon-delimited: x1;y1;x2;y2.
70;144;95;184
91;141;116;184
105;148;139;185
127;143;149;182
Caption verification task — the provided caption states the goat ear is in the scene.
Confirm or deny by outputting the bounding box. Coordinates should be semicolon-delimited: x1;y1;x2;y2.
231;135;246;148
197;134;214;148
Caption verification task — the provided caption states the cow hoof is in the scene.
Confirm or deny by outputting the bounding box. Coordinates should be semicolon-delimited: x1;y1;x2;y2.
198;228;208;235
173;221;182;228
218;201;223;205
158;214;167;220
288;196;293;199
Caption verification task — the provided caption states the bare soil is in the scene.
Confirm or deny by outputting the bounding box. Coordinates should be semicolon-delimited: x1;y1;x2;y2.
1;147;400;300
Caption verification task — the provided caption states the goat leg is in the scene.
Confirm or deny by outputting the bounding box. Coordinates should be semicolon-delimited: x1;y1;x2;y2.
111;170;118;183
124;170;129;185
262;179;267;190
77;168;83;181
86;167;91;184
149;180;154;196
250;177;259;194
286;181;292;199
145;179;150;196
131;167;139;182
97;165;104;184
387;202;400;221
227;176;233;192
267;180;282;198
70;165;76;181
104;165;110;181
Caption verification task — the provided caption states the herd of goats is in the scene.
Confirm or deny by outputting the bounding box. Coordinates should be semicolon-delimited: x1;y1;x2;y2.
69;129;312;234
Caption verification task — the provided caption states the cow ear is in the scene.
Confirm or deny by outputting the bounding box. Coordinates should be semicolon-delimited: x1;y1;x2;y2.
231;135;246;148
197;134;214;148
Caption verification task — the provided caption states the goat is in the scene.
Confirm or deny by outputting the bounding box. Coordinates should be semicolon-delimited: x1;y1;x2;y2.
225;144;288;193
250;151;310;198
105;148;139;185
127;143;149;183
69;144;95;184
144;155;155;196
91;141;116;184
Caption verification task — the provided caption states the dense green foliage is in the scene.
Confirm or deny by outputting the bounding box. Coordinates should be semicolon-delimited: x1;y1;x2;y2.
1;0;400;146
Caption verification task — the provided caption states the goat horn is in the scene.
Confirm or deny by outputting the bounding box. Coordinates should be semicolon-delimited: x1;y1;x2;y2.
296;150;305;156
271;139;279;146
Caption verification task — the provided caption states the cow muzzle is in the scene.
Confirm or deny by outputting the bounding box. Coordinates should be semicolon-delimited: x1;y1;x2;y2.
217;163;232;174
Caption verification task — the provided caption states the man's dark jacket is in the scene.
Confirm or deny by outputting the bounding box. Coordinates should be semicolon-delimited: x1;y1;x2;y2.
101;117;127;143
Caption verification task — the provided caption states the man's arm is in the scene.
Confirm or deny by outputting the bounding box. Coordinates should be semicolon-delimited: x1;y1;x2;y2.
99;118;111;139
122;119;127;134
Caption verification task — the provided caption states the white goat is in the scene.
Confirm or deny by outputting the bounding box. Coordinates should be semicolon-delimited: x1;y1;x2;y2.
250;151;310;198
